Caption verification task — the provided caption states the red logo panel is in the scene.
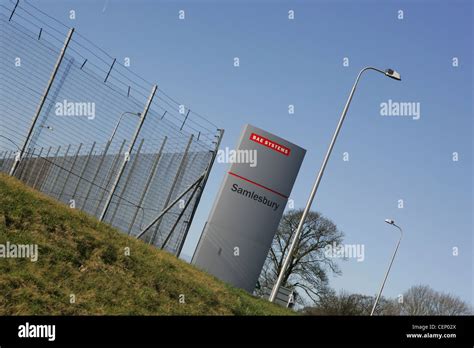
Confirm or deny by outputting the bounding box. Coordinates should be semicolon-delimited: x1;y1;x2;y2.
249;133;291;156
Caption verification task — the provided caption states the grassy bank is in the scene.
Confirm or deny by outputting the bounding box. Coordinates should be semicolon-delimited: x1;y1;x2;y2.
0;173;292;315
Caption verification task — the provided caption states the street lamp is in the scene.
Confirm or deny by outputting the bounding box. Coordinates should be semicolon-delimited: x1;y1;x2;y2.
40;125;54;131
269;66;402;303
108;111;141;144
370;219;403;316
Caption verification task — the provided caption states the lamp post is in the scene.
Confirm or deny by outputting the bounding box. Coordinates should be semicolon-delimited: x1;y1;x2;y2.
370;219;403;316
40;125;54;131
269;67;402;303
108;111;141;144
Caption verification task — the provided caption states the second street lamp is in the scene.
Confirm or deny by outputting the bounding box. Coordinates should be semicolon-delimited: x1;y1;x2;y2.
108;111;142;144
370;219;403;316
269;66;402;303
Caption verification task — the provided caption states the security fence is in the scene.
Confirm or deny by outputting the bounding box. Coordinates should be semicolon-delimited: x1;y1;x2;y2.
0;0;223;256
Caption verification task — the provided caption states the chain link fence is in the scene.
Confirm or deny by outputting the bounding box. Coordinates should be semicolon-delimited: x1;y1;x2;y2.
0;0;222;256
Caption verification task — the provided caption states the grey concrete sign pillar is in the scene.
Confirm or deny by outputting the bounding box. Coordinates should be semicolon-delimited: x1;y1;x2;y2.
192;124;306;292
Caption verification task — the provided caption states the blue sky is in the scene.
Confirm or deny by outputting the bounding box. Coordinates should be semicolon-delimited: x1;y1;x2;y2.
7;0;473;304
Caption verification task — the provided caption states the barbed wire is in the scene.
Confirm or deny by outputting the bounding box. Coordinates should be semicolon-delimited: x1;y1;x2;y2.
5;0;219;133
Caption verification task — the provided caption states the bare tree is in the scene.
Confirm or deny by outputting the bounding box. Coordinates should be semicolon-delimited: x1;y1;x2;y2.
302;290;399;315
399;285;471;315
256;209;344;306
300;285;471;316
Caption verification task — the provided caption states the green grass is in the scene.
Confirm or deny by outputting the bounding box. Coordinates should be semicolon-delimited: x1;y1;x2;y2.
0;173;292;315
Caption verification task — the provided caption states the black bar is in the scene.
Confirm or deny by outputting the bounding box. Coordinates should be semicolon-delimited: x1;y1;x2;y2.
0;315;472;345
8;0;19;21
104;58;116;83
180;109;190;131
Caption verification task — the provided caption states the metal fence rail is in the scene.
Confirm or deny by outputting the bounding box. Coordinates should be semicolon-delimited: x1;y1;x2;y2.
0;0;223;256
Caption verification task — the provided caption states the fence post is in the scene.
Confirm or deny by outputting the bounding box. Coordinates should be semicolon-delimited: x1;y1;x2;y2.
149;134;193;246
177;129;224;258
9;28;74;176
108;138;145;225
161;175;202;252
71;141;96;201
135;172;205;241
0;151;9;171
49;144;71;195
40;146;62;192
29;57;75;151
80;141;112;211
25;146;44;185
93;139;127;216
33;146;52;189
57;143;83;200
17;147;35;181
98;85;157;221
127;136;167;235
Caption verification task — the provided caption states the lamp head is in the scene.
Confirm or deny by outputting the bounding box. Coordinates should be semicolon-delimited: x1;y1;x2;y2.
385;69;401;81
385;219;395;225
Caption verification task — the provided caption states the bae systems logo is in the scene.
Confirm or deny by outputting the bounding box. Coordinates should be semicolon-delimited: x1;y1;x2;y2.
250;133;290;156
